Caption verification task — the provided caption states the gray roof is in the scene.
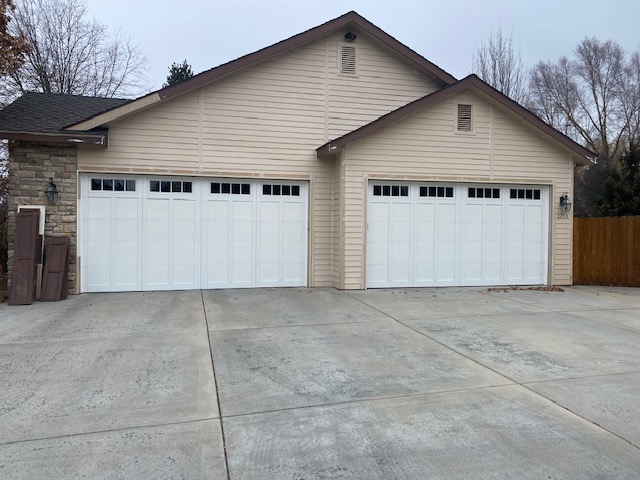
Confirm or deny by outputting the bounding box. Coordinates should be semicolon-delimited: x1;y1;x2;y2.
0;92;130;134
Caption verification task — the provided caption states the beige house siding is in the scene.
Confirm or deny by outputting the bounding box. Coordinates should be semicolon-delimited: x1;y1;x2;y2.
340;91;576;288
77;32;439;288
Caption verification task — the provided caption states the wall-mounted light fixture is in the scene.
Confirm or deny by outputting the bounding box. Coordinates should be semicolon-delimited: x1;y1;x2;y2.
344;31;357;41
560;192;572;213
45;178;59;205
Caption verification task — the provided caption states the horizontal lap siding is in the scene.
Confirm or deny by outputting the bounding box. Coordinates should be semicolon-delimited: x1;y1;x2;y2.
78;34;439;288
342;91;575;288
326;31;439;139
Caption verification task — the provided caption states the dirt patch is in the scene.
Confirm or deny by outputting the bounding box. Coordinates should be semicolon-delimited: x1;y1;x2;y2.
487;286;565;293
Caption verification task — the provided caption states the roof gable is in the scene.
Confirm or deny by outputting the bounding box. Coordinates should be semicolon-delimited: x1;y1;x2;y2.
67;11;457;131
316;74;595;164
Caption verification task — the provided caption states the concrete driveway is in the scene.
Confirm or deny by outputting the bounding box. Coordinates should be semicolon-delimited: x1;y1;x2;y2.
1;286;639;479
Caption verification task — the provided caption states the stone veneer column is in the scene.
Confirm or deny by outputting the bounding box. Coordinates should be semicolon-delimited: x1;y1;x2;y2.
7;141;78;295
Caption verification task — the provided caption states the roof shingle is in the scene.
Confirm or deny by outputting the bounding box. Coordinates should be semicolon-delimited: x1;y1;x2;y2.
0;92;130;134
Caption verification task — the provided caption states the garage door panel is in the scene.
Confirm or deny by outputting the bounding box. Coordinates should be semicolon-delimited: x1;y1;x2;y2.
207;201;230;222
233;220;253;239
283;202;304;221
146;266;169;285
505;219;524;242
391;223;410;242
282;262;304;287
174;223;197;244
506;242;524;262
115;242;137;265
465;242;482;259
416;203;435;223
173;199;196;217
464;263;482;280
524;224;543;242
260;202;280;218
115;266;137;286
258;263;279;285
87;197;111;219
389;264;410;283
415;263;435;281
87;222;110;243
87;266;109;286
435;204;456;220
208;242;228;264
524;263;544;279
391;242;410;264
206;264;228;284
87;242;110;266
484;204;502;223
525;206;543;223
415;242;435;263
506;205;524;223
391;202;411;221
484;243;502;263
114;220;138;242
437;223;456;243
146;199;169;220
368;223;389;243
232;264;252;283
435;263;455;282
114;198;139;220
173;242;196;264
283;242;304;263
368;243;388;264
368;182;548;288
283;222;304;241
147;220;169;240
260;221;279;239
173;265;195;285
230;238;252;260
367;265;388;285
524;244;544;263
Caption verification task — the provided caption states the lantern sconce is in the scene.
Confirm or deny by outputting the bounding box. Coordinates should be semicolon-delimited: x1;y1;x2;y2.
559;192;572;213
45;178;59;205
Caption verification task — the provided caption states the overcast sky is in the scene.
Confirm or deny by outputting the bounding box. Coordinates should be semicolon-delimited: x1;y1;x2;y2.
85;0;640;92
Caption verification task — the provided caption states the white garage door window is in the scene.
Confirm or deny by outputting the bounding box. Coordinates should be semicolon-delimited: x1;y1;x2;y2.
80;175;308;292
367;182;549;288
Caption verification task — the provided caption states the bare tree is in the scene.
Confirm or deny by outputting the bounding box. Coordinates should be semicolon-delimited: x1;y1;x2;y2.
529;38;640;216
3;0;147;100
529;38;640;163
472;27;529;104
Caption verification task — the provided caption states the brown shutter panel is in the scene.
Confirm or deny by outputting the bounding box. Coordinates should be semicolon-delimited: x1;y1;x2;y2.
40;237;70;302
9;209;40;305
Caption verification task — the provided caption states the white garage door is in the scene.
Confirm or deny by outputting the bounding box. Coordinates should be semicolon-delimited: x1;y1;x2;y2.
80;175;308;292
367;182;549;288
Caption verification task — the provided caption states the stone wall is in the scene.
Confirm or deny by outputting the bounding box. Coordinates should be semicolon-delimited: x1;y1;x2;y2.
7;141;78;295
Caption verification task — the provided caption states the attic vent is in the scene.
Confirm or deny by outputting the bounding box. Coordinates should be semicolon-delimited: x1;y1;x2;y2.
341;45;357;74
457;104;473;131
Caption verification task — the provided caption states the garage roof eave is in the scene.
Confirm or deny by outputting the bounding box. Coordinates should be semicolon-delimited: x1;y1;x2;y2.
0;130;109;146
316;74;596;164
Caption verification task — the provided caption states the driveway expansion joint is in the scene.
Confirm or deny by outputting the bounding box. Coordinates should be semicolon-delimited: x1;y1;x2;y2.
0;417;219;448
201;290;231;480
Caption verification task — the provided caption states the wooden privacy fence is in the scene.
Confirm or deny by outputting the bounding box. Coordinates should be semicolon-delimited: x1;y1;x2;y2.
573;216;640;287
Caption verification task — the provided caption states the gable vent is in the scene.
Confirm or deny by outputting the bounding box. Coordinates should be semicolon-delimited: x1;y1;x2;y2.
341;45;357;74
457;104;473;131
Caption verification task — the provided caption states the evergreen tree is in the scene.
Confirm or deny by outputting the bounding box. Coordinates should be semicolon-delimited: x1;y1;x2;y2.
163;60;194;87
597;143;640;216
